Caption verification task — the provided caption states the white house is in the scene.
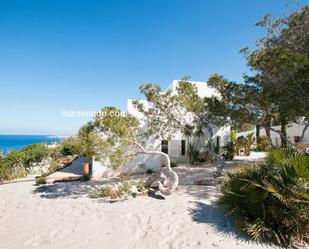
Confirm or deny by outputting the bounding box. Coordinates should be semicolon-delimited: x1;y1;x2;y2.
238;121;309;147
92;80;230;178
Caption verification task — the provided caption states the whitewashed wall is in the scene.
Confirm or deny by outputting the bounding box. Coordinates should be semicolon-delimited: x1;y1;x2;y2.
237;122;309;147
92;81;231;177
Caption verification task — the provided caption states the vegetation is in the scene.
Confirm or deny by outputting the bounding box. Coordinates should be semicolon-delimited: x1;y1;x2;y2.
205;6;309;147
187;142;200;164
0;143;49;182
256;136;272;152
223;141;235;160
35;175;47;185
219;148;309;247
90;181;131;199
46;160;64;175
134;179;146;192
21;143;49;168
170;161;177;168
59;138;82;156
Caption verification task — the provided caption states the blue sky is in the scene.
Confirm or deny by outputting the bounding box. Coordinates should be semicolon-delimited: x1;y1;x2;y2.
0;0;307;135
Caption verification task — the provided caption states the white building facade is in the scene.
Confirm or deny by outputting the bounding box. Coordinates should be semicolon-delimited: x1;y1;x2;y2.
125;80;230;172
92;80;230;178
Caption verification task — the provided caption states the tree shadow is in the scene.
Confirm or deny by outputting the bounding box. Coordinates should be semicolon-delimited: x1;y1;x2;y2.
33;179;112;199
188;201;274;247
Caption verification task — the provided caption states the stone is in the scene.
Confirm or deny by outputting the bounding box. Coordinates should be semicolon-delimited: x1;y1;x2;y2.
145;172;168;188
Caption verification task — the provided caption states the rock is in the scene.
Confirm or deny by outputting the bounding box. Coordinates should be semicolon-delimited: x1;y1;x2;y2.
150;180;164;189
145;172;168;188
131;186;138;198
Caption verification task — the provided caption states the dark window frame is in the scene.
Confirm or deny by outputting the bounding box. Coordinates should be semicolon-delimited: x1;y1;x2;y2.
161;140;168;154
216;136;221;148
181;140;186;156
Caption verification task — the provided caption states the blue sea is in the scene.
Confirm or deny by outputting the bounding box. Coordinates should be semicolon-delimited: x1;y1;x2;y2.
0;135;63;155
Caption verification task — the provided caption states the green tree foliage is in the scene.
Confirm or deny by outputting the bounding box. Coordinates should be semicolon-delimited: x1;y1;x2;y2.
21;143;49;168
257;136;272;151
246;6;309;142
91;107;141;169
208;6;309;145
0;143;49;182
59;137;83;157
219;148;309;247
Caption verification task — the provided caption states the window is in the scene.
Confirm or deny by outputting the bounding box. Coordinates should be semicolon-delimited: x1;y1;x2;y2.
216;136;221;148
181;140;186;156
161;140;168;154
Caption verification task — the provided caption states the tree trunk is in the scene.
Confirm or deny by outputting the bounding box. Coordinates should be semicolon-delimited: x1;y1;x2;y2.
134;142;179;194
265;127;272;143
264;115;273;146
268;127;292;146
205;126;225;177
280;117;288;147
256;124;260;143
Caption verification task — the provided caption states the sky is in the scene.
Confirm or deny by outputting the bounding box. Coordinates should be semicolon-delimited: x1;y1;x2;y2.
0;0;307;135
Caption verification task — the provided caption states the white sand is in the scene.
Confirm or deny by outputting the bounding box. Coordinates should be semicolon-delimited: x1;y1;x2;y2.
0;154;275;249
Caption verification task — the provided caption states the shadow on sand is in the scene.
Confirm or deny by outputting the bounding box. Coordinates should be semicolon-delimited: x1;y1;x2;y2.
33;180;109;199
188;201;274;247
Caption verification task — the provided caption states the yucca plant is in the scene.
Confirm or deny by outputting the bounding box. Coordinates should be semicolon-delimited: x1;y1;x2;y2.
219;148;309;247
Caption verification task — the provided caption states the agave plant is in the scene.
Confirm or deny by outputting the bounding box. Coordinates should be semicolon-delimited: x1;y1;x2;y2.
219;148;309;247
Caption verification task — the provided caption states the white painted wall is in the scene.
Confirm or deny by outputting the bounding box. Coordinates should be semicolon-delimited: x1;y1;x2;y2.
237;122;309;147
93;80;231;177
126;80;230;172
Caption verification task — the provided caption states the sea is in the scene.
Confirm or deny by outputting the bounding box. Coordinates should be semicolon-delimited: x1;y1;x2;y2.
0;135;63;155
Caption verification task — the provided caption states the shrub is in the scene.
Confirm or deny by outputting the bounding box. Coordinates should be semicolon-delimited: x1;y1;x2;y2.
22;143;49;167
48;146;62;160
188;143;200;164
47;160;63;174
170;161;177;167
219;148;309;247
0;158;15;181
146;169;154;174
244;133;255;156
223;141;235;160
257;136;272;151
35;175;47;185
134;179;146;191
0;143;49;182
59;138;82;156
82;174;91;181
0;150;26;181
90;182;131;199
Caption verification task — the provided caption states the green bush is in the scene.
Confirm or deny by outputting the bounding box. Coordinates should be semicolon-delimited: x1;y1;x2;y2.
134;179;146;191
59;138;82;156
22;143;49;167
257;136;272;151
188;143;200;164
170;161;177;167
223;141;235;160
90;183;131;199
0;149;28;181
35;175;47;185
0;157;15;181
219;148;309;247
48;146;62;160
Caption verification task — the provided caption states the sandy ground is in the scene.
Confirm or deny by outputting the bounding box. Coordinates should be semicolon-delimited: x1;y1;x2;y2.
0;152;274;249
